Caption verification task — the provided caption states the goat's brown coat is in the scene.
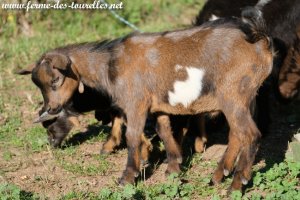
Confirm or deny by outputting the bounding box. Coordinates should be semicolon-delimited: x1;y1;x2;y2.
23;10;273;191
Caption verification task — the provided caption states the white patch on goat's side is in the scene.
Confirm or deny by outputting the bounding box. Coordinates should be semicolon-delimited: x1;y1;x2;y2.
175;64;183;72
256;0;272;8
209;14;219;21
168;67;205;107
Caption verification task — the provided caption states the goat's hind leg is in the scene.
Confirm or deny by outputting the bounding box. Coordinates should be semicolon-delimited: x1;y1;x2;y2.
211;99;247;186
230;113;261;191
214;106;261;191
212;131;241;185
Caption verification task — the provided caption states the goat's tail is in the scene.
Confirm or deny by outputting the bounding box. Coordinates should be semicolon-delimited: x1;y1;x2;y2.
241;6;271;46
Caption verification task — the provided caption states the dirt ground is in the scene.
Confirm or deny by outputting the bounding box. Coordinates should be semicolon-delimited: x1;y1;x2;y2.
1;92;300;199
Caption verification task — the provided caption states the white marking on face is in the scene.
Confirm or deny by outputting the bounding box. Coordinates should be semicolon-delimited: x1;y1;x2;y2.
168;66;205;107
209;14;219;21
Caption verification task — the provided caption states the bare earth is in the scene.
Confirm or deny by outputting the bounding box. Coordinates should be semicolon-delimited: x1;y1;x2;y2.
1;93;300;199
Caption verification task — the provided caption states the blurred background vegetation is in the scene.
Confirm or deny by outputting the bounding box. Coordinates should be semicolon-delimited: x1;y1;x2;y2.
0;0;204;69
0;0;205;129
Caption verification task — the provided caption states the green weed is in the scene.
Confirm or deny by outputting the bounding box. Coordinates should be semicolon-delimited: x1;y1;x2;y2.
0;183;39;200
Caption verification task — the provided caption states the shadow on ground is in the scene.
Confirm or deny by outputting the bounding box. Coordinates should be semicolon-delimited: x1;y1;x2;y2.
57;95;300;185
62;123;111;148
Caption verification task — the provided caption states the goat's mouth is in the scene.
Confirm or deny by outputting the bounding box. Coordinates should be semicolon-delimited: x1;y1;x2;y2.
33;110;64;123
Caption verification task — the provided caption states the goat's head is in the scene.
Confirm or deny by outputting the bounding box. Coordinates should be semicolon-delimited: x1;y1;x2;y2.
18;52;83;123
40;109;73;148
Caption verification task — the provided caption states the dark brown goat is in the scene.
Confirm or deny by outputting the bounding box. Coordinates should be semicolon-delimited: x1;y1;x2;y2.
41;109;152;162
20;7;273;191
35;85;121;150
194;0;300;99
278;27;300;98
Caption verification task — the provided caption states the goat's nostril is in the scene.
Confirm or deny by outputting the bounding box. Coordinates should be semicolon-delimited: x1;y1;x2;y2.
48;106;62;115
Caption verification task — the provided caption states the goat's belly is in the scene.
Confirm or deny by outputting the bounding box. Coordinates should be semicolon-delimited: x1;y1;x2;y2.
150;95;218;115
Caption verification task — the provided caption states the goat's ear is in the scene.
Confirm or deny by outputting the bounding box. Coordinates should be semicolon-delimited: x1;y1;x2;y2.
44;53;71;71
16;63;35;75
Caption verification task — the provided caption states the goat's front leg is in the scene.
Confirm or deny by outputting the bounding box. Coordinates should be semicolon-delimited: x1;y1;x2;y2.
119;109;147;185
157;114;182;175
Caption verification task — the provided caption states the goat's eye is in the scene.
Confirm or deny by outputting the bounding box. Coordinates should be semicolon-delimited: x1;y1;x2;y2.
51;77;59;84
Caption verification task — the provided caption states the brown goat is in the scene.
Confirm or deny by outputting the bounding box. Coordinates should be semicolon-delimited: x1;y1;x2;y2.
18;69;153;161
21;7;273;191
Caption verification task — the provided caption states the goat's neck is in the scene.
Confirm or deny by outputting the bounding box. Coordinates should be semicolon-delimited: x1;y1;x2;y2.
69;50;114;97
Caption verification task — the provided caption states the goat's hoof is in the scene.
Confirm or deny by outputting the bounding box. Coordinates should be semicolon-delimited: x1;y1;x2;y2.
227;185;242;195
223;169;230;176
279;84;298;99
165;164;181;176
163;158;168;163
141;160;149;167
165;170;180;177
118;174;136;185
241;177;248;185
226;187;233;196
177;156;183;164
100;148;112;155
118;177;125;186
210;178;221;186
211;169;224;185
229;178;243;192
194;138;205;153
163;156;182;164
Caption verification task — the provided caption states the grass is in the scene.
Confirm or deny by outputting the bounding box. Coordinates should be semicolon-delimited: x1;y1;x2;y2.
0;183;39;200
54;149;111;176
1;160;299;199
0;0;300;199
